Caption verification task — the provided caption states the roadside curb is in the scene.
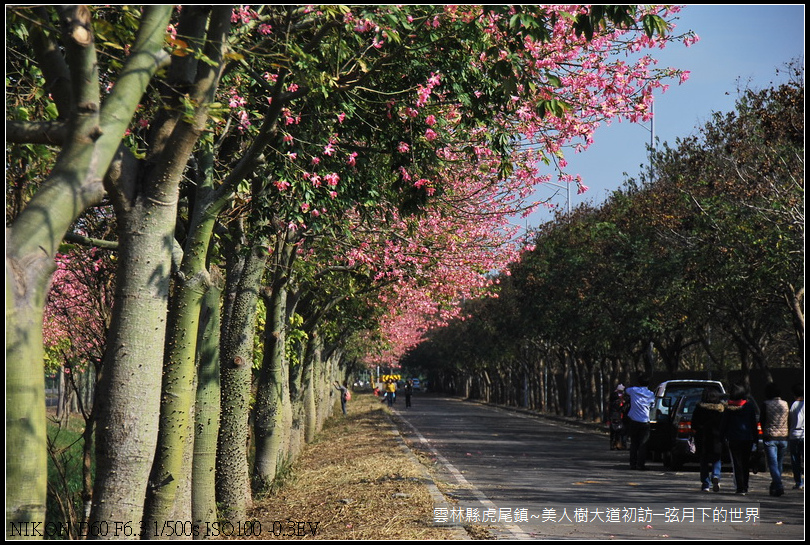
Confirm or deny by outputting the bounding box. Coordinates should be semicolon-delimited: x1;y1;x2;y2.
384;409;471;540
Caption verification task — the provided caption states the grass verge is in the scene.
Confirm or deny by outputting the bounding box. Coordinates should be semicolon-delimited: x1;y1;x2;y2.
244;393;461;540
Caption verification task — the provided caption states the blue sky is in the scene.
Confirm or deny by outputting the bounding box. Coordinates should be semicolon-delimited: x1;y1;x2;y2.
524;4;805;228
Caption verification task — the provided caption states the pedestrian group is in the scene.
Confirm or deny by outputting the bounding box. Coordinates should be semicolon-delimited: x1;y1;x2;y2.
611;376;803;496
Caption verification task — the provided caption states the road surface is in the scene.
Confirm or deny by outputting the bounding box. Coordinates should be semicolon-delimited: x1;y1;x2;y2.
391;394;804;540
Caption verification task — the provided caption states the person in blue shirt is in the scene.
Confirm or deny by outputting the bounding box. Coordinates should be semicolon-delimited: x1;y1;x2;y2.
625;374;656;470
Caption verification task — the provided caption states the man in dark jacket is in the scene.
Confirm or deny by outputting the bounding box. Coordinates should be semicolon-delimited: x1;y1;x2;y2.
721;383;760;495
692;388;725;492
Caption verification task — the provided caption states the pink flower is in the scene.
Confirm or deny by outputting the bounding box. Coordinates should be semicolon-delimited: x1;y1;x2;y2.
234;111;251;132
398;142;410;153
323;143;335;156
577;183;589;195
229;93;246;108
425;115;436;126
416;86;431;106
325;172;340;186
347;152;358;166
424;128;438;141
337;112;346;123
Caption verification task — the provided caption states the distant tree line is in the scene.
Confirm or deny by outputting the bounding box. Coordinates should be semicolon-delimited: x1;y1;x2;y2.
404;64;804;421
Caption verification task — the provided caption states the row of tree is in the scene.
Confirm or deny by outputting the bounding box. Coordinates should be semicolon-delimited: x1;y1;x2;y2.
7;5;695;537
404;65;804;421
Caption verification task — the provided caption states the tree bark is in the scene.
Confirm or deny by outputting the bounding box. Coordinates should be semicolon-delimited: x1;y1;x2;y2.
192;277;222;529
217;242;267;523
304;332;323;443
6;6;171;532
253;238;296;494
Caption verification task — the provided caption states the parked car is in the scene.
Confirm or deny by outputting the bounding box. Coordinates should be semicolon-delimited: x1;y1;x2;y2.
647;380;725;462
411;378;421;391
665;392;704;470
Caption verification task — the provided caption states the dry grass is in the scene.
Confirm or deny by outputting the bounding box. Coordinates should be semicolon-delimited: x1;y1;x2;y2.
244;393;462;540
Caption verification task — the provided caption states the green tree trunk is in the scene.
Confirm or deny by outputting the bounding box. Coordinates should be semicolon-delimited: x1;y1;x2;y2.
253;239;296;494
217;241;267;523
6;6;171;533
288;328;308;461
91;192;180;530
304;332;323;443
142;158;220;534
95;9;230;534
192;277;222;528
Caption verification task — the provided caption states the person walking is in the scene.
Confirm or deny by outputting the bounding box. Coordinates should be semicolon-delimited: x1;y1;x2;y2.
691;388;725;492
625;374;655;470
335;381;350;415
385;379;396;407
404;380;414;408
788;383;804;490
762;382;789;497
608;384;629;450
721;383;760;495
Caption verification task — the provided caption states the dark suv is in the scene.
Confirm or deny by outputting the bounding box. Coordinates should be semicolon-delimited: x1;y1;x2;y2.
647;380;725;462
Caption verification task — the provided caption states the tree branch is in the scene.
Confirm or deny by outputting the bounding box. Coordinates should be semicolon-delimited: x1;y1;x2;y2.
5;120;68;145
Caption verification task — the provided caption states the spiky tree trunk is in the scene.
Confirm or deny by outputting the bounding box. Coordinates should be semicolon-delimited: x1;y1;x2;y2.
92;7;231;532
192;274;222;528
139;9;231;534
6;6;171;533
304;332;323;443
217;239;267;523
253;237;296;494
288;326;308;460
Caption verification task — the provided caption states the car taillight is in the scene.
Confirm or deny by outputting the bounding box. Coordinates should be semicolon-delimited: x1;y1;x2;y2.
677;420;692;437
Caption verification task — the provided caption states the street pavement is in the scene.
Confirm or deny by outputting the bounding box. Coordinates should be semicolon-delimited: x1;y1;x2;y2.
391;394;805;540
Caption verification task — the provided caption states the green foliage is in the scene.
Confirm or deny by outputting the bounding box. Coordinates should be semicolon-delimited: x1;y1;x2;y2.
286;313;309;368
46;419;91;538
411;67;804;393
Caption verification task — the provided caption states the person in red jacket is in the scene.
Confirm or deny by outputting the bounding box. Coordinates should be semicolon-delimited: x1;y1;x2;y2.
608;384;629;450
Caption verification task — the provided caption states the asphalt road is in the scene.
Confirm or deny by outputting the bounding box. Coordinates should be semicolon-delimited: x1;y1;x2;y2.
391;394;805;540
